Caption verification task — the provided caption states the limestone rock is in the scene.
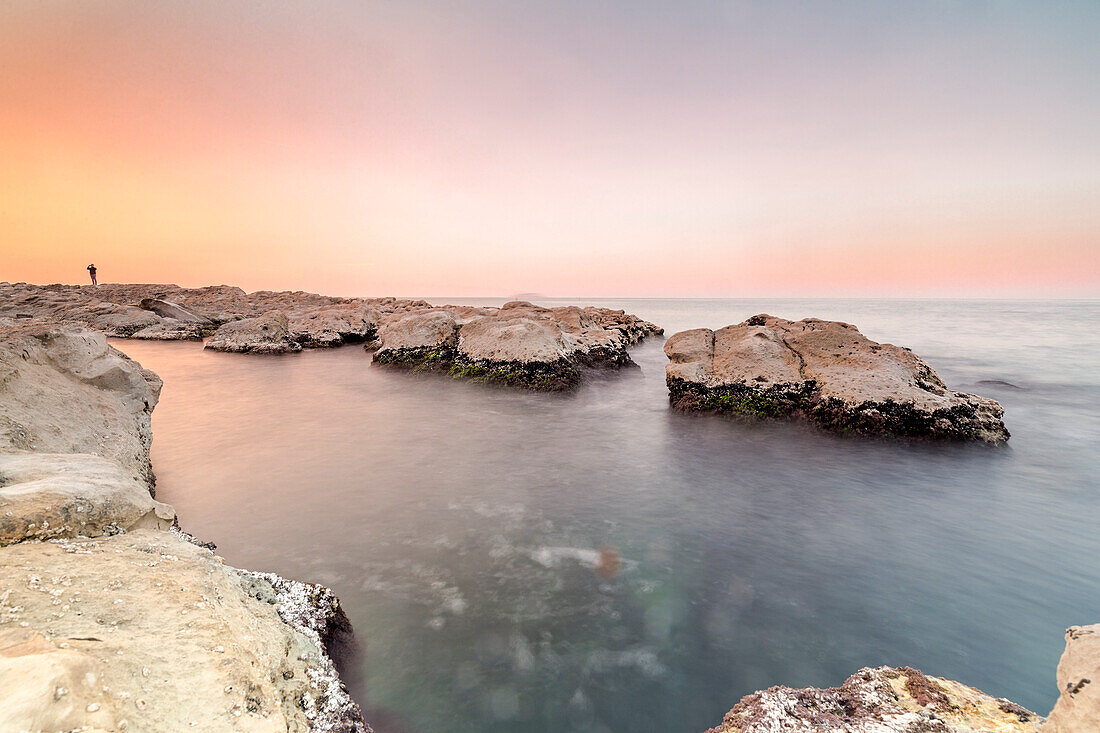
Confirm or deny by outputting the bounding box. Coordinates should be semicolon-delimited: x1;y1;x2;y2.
665;314;1009;443
130;320;208;340
289;303;380;348
0;628;118;733
707;666;1042;733
138;298;212;324
458;316;567;364
0;284;662;381
373;301;662;391
205;310;303;354
0;323;161;486
375;309;459;354
0;452;175;546
0;529;368;732
1044;624;1100;732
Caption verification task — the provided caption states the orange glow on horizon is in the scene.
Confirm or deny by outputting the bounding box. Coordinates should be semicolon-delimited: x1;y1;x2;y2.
3;2;1098;298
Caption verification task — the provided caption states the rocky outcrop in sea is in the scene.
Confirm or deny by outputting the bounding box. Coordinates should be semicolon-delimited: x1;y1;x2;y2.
372;300;662;391
664;314;1009;442
705;665;1043;732
0;283;662;389
0;322;369;732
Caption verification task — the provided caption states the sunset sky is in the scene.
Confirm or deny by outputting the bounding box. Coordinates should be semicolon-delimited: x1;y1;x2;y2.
3;1;1098;297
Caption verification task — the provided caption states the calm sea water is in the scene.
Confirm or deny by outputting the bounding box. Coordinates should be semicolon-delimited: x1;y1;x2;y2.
112;299;1100;733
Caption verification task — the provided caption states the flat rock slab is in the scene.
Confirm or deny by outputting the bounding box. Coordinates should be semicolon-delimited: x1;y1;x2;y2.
0;452;174;546
0;529;366;733
706;665;1042;732
665;314;1009;443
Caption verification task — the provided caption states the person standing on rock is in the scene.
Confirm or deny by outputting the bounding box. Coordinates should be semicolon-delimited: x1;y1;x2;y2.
87;263;97;286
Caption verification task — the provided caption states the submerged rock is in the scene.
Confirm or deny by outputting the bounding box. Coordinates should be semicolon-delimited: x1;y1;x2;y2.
665;314;1009;443
707;665;1042;732
205;310;303;354
1045;624;1100;732
373;301;662;391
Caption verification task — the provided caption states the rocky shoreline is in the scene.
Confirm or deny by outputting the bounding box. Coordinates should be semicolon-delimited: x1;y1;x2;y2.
0;283;662;390
0;322;369;732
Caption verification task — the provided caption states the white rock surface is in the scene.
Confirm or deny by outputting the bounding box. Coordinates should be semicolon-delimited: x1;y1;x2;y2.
1044;624;1100;733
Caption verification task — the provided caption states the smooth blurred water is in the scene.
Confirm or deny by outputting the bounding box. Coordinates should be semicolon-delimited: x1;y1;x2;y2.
111;298;1100;733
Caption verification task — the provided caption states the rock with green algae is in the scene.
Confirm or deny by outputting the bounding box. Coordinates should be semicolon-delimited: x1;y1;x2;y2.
664;314;1009;443
372;300;662;391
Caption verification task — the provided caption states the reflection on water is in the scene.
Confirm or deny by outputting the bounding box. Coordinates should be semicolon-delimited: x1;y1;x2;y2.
112;299;1100;733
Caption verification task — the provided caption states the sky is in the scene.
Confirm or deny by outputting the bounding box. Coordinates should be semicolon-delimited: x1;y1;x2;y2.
2;0;1098;297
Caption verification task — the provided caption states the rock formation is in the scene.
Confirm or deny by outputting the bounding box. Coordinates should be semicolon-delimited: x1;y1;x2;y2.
0;323;162;486
0;281;428;350
706;665;1042;732
205;310;304;354
0;322;369;732
665;314;1009;442
1045;624;1100;732
373;301;662;391
0;284;661;387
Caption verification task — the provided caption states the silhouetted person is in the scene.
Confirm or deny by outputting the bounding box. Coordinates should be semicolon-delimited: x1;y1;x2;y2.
87;263;97;286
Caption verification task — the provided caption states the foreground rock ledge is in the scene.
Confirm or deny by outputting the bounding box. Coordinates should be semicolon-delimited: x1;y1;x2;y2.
707;665;1042;732
1045;623;1100;732
372;300;662;391
664;314;1009;443
0;322;369;732
0;530;365;732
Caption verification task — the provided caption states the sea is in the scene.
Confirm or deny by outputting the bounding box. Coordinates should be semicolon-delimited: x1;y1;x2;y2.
110;298;1100;733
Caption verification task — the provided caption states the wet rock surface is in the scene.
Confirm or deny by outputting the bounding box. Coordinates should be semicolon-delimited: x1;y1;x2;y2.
0;322;369;732
665;314;1009;442
707;665;1043;733
373;301;662;391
